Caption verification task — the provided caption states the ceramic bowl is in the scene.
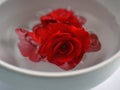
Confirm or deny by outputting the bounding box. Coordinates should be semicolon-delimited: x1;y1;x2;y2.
0;0;120;90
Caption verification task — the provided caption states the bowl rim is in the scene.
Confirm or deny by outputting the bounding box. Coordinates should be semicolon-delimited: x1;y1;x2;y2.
0;50;120;77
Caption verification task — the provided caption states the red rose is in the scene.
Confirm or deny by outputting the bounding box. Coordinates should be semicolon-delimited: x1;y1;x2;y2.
32;23;90;70
16;8;101;70
40;9;86;28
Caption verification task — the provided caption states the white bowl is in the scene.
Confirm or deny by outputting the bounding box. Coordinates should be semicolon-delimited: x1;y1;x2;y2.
0;0;120;90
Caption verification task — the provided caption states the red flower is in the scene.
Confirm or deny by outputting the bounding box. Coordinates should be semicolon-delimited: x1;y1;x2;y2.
37;23;90;70
40;9;86;28
16;8;101;70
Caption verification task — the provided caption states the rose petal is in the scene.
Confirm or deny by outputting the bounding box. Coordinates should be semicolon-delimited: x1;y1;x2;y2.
59;53;84;70
40;8;82;27
88;33;101;52
77;16;87;25
16;28;41;62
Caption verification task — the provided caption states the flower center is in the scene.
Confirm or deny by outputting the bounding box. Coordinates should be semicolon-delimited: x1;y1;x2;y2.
59;42;69;53
57;41;74;55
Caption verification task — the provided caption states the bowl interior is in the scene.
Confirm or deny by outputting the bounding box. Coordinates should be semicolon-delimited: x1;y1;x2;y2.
0;0;120;72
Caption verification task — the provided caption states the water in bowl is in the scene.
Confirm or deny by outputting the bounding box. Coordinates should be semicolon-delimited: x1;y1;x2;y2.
0;0;120;72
